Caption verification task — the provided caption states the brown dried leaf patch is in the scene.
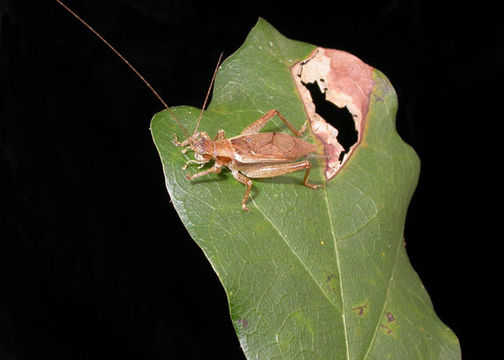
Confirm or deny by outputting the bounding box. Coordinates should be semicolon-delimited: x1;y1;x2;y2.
291;48;374;180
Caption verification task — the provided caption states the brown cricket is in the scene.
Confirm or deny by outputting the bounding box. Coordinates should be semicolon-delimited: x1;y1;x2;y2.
56;0;321;211
173;109;320;211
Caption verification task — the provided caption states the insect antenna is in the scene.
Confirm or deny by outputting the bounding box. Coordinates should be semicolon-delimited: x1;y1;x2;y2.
193;52;223;137
55;0;190;138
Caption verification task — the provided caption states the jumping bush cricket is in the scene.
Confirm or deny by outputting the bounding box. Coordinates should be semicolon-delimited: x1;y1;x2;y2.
56;0;321;211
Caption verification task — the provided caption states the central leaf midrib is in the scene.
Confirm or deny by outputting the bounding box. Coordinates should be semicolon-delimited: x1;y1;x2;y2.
252;185;350;359
323;185;350;360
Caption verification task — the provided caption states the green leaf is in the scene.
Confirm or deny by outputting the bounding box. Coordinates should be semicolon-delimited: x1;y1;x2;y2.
151;18;460;360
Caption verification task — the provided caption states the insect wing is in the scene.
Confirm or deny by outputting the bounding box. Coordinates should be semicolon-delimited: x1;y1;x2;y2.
230;133;316;163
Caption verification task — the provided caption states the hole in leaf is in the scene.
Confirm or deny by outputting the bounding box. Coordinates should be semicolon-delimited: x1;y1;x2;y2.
301;80;358;162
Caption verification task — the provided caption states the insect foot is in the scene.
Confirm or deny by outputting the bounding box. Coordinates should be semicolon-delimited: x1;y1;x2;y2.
172;134;180;146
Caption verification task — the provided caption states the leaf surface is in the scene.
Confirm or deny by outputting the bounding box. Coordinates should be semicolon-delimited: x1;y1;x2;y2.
151;19;460;360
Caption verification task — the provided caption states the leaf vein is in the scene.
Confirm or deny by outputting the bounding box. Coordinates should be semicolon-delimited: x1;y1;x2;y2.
251;201;339;311
323;187;351;360
362;232;402;359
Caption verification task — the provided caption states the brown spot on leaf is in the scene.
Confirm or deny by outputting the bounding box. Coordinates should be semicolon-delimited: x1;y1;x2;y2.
352;302;369;316
291;48;374;180
325;273;338;293
237;318;248;329
386;312;395;322
380;312;398;336
380;324;393;335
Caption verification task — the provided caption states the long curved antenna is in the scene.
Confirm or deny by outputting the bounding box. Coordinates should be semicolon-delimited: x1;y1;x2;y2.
55;0;189;138
193;52;223;136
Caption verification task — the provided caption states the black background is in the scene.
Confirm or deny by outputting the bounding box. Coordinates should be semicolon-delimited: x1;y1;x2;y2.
1;0;500;358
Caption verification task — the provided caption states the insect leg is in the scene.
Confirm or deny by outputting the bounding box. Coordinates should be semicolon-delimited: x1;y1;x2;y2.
185;164;222;180
300;162;320;189
240;109;308;136
172;134;192;147
239;161;320;189
231;170;253;211
181;159;207;170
